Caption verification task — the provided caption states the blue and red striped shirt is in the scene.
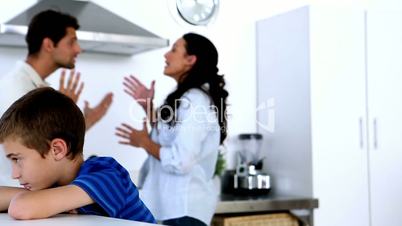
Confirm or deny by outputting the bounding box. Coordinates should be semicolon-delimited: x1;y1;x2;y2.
71;156;155;223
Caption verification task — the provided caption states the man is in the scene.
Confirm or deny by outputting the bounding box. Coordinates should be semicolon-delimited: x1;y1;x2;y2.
0;10;113;186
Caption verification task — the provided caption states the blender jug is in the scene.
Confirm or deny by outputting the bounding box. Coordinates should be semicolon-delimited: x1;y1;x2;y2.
238;133;263;165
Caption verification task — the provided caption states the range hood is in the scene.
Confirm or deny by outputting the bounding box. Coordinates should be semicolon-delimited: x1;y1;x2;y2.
0;0;169;55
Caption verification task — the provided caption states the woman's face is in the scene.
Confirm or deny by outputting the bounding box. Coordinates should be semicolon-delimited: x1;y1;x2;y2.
163;38;195;82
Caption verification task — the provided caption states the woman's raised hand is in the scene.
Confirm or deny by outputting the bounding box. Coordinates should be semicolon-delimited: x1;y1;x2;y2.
115;121;149;148
123;75;155;111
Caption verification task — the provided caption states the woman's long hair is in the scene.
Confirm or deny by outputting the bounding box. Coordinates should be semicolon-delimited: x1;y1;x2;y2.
159;33;228;144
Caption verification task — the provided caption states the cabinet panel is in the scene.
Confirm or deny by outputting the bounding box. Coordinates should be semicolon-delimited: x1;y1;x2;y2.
367;11;402;226
256;5;313;198
310;9;370;226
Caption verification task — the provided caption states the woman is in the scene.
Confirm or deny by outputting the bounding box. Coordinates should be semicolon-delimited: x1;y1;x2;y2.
116;33;228;226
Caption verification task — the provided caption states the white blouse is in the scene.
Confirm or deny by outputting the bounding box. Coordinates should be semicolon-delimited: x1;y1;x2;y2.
139;88;220;225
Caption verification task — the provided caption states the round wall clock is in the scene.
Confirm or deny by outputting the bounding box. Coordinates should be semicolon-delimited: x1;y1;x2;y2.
176;0;219;26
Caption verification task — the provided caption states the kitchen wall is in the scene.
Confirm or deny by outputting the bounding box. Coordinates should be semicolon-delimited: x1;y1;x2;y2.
0;0;370;176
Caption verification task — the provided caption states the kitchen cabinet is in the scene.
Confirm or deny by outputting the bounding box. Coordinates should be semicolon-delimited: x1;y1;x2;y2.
256;6;402;226
366;11;402;226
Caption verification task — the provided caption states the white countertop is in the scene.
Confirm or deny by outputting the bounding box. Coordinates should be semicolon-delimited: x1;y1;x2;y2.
0;213;158;226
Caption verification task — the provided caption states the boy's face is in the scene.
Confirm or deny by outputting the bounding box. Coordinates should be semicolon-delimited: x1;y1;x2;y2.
3;138;59;191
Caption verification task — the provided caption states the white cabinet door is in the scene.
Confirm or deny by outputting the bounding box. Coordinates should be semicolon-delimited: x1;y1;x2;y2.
309;9;370;226
367;11;402;226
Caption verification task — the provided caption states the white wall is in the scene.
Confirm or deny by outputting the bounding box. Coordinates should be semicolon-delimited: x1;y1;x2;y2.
0;0;369;176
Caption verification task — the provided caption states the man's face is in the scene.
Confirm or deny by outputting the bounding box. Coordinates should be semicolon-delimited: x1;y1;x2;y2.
52;27;81;69
3;138;59;191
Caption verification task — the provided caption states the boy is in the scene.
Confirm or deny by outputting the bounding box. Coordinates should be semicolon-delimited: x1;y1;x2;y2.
0;87;155;223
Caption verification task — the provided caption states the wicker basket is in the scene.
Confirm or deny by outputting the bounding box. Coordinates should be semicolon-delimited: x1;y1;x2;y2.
211;213;299;226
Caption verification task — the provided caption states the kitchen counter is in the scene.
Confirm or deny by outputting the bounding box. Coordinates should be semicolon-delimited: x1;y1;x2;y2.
217;193;318;213
215;193;319;226
0;213;157;226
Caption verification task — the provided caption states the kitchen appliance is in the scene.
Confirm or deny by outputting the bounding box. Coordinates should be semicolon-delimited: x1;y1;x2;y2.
222;133;270;195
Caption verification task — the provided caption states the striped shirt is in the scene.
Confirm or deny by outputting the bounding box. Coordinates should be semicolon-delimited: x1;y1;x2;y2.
71;156;156;223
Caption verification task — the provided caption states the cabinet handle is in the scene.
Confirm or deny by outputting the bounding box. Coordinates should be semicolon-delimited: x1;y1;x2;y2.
359;117;364;149
373;118;378;149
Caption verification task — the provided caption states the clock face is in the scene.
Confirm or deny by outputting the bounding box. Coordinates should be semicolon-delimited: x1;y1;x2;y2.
176;0;219;25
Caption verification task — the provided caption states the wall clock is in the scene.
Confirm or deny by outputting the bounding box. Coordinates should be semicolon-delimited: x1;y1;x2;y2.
176;0;219;26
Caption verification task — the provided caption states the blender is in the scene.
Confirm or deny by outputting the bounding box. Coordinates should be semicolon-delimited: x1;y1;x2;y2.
233;133;270;195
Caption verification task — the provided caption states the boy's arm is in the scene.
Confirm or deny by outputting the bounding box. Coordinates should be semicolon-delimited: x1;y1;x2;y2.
8;185;94;220
0;187;27;212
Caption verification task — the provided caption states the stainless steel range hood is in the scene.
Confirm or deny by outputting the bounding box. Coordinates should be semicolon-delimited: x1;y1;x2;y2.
0;0;169;55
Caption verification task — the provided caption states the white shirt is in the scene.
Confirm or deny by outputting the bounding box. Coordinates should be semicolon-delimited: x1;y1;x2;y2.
0;61;48;186
0;61;48;115
139;88;220;225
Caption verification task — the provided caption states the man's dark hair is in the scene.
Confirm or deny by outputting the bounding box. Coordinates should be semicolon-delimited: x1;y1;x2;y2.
26;10;79;55
0;87;85;159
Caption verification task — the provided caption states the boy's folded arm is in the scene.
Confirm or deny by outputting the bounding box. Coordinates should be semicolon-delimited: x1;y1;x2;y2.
8;184;94;220
0;186;27;212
